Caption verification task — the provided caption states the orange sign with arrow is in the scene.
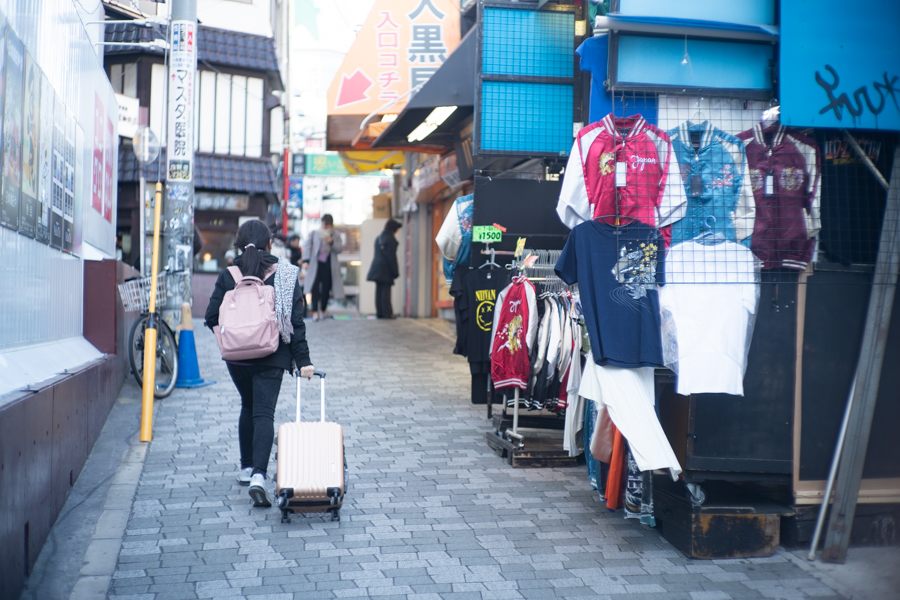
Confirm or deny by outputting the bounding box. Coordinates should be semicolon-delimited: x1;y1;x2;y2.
326;0;460;149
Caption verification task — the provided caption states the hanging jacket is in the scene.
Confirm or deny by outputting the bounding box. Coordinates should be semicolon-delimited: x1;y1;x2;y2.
557;114;687;236
737;122;821;270
667;120;756;246
436;194;474;284
490;275;538;390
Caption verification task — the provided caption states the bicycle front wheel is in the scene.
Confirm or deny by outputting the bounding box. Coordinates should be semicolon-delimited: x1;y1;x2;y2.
129;315;179;398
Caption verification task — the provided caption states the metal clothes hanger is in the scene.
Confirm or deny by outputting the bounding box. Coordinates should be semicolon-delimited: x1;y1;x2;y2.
479;246;499;269
693;215;727;245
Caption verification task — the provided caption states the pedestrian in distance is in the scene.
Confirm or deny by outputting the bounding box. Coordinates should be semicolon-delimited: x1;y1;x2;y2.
302;213;344;321
366;218;402;319
288;235;303;267
205;220;315;507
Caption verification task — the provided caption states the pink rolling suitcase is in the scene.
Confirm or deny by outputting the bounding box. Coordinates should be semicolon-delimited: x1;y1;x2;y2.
275;371;347;523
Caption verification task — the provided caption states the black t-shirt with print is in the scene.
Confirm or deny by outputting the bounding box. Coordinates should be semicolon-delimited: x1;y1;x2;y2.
450;267;511;365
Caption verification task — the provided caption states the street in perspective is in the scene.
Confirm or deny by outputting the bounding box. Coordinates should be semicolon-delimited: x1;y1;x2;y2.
2;1;900;600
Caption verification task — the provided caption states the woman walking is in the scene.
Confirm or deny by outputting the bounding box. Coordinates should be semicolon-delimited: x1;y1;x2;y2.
302;214;344;320
366;219;402;319
206;220;315;507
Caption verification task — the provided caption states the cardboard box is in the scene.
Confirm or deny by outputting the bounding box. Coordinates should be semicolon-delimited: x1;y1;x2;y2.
372;193;391;219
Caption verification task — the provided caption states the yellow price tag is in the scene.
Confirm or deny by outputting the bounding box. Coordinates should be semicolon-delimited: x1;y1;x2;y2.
515;237;526;257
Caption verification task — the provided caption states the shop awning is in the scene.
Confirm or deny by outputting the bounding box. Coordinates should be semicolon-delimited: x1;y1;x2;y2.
595;15;779;42
338;150;404;175
370;27;476;151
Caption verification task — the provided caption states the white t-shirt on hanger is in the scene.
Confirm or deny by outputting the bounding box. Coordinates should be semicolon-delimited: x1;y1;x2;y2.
659;240;759;396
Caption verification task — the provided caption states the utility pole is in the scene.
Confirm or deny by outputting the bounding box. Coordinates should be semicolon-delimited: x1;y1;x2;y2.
162;0;198;328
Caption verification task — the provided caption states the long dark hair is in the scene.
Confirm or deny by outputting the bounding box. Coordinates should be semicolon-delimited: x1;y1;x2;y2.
234;220;276;280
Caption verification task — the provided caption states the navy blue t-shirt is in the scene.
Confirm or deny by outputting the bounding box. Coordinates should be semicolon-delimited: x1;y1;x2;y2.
555;220;665;368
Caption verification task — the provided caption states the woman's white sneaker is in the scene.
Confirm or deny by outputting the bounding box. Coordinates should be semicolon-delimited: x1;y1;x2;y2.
248;473;271;507
237;467;253;486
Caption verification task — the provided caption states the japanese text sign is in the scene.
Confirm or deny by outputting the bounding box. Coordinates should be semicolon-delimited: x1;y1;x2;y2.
167;20;197;181
326;0;460;117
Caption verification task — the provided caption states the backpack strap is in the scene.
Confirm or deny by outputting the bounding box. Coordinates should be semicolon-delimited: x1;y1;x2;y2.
263;262;278;281
227;265;244;285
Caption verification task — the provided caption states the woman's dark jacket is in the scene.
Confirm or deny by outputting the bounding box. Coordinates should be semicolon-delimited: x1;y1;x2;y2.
205;252;312;370
366;231;399;284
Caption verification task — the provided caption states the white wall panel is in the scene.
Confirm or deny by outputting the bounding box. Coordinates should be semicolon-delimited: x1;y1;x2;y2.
198;70;216;153
269;105;284;155
214;73;232;154
230;75;247;156
150;62;166;144
246;77;264;157
123;62;137;97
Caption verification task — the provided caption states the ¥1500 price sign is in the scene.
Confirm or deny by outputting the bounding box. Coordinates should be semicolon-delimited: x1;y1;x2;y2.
472;225;502;243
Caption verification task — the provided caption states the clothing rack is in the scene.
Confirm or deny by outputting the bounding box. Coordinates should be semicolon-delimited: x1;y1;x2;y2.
481;245;582;468
524;249;572;293
503;248;576;443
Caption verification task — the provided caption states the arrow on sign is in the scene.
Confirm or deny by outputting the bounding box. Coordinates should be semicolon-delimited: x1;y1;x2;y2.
335;69;374;108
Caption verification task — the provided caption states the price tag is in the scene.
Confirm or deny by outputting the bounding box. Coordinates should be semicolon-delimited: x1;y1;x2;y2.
473;225;502;243
765;173;774;196
616;162;627;187
515;237;526;257
691;174;703;197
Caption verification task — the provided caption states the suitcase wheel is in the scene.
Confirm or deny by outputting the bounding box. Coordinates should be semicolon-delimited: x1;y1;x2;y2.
331;508;340;522
281;510;291;524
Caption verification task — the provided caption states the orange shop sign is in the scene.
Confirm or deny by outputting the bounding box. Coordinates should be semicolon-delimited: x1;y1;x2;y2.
326;0;460;116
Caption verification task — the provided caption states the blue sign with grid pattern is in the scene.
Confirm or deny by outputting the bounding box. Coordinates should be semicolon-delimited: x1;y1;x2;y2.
482;9;573;78
481;82;573;154
476;6;575;157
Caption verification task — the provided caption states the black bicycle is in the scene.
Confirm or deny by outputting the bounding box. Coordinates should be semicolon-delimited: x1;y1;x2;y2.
118;272;185;398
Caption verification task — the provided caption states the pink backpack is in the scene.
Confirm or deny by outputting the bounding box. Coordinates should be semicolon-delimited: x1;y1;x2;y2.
214;264;280;360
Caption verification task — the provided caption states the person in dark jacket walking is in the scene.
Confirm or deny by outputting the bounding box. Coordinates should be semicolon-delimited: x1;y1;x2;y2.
366;219;402;319
206;220;315;508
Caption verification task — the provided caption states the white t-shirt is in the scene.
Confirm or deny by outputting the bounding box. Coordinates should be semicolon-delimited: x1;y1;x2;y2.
579;353;682;479
659;240;759;396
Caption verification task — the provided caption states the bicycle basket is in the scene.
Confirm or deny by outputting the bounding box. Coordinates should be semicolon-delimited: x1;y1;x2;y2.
117;275;168;312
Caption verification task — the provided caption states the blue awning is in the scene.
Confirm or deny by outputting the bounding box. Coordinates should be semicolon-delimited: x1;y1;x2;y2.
596;15;778;42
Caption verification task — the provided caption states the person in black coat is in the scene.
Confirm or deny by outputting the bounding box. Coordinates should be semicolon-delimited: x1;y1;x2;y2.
366;219;402;319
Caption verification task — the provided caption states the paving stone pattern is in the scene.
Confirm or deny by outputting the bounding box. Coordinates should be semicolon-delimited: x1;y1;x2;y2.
108;321;844;600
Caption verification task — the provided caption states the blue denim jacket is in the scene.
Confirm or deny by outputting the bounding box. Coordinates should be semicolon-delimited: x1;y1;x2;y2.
667;121;756;248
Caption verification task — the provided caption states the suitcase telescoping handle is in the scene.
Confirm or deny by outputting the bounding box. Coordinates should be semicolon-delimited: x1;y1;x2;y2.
295;370;327;423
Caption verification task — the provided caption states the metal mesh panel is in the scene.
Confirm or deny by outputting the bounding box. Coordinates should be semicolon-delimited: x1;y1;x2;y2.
481;81;572;154
585;91;900;285
482;8;573;78
476;2;577;158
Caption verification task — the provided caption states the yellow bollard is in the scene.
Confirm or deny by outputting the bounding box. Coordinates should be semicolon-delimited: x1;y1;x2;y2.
140;182;164;442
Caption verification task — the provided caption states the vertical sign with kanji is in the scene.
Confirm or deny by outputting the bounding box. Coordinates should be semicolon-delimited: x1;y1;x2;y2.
406;0;448;89
103;113;113;222
92;92;104;215
167;20;196;182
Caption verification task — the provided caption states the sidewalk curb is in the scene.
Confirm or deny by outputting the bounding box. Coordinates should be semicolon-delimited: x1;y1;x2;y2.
411;318;456;342
775;546;855;600
68;438;148;599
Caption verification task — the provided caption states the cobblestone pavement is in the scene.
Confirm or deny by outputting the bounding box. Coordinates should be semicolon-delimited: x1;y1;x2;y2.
104;320;847;600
